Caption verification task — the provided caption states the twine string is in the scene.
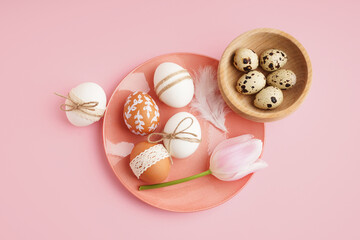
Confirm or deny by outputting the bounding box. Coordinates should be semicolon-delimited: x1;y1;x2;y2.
147;117;201;162
54;92;104;118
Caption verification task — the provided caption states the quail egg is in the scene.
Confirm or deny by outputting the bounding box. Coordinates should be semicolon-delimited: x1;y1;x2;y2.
236;70;266;95
260;49;287;72
254;86;283;110
267;69;296;89
233;48;259;72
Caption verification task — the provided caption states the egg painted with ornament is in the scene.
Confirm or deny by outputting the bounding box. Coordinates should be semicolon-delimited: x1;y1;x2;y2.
123;91;160;136
129;142;171;184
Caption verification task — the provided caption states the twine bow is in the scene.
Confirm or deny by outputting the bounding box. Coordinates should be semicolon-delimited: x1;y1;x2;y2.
147;117;201;162
54;91;105;119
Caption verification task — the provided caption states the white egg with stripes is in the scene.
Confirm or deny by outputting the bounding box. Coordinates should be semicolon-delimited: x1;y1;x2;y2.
153;62;194;108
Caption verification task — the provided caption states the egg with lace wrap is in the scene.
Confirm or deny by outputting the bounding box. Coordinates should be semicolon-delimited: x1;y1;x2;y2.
123;91;160;136
129;142;171;184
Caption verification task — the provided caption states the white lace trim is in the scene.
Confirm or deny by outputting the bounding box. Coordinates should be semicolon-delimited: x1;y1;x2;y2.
129;144;170;179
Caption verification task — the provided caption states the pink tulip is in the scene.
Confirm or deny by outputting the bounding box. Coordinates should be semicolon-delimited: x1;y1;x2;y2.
210;134;267;181
139;134;267;190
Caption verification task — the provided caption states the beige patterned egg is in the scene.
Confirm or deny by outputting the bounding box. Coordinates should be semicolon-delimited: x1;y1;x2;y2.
236;70;266;95
254;86;283;110
267;69;297;89
123;91;160;136
233;48;259;72
260;49;288;71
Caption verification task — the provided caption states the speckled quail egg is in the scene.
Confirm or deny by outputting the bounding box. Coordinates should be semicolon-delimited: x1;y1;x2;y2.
267;69;296;90
254;86;283;110
233;48;259;72
260;49;287;72
236;70;266;95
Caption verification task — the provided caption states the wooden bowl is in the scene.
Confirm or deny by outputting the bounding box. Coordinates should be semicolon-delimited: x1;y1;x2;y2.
218;28;312;122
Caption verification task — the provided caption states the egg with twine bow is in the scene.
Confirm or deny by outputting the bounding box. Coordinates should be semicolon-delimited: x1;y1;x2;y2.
55;82;107;127
123;91;160;136
129;142;171;184
148;112;201;159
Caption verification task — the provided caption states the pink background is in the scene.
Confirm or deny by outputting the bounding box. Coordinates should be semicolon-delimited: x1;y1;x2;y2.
1;0;359;239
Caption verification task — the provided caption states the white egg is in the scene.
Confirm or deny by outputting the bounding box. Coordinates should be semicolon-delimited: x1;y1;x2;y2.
65;82;107;127
153;62;194;108
163;112;201;159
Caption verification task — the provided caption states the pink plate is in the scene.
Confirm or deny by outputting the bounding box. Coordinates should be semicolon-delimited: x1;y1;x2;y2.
103;53;265;212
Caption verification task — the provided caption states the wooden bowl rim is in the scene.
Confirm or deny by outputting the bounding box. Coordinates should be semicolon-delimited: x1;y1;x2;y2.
218;28;312;122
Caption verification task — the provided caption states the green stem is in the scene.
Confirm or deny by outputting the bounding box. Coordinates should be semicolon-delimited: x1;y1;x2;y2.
139;169;212;191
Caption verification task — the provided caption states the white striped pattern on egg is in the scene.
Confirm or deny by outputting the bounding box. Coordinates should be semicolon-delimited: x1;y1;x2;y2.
153;62;194;108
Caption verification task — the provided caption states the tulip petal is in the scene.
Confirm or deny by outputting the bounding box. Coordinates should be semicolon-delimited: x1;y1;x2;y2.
212;134;254;156
211;171;235;181
235;139;263;166
210;134;255;170
225;159;268;181
211;139;263;172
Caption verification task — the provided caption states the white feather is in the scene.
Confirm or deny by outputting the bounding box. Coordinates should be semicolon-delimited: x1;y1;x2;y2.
191;66;229;132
